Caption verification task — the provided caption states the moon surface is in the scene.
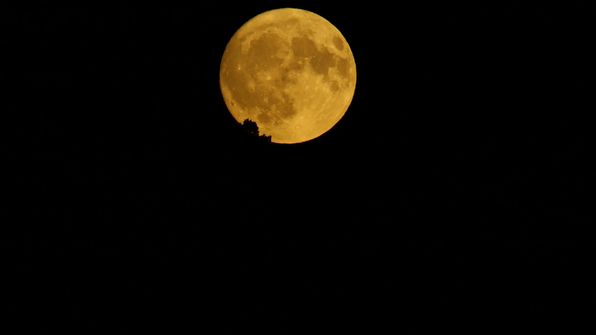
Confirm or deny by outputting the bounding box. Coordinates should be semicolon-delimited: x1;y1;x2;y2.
220;8;357;144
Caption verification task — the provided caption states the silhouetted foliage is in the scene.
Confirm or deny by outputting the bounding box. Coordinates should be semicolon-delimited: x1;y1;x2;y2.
241;119;272;144
242;119;259;137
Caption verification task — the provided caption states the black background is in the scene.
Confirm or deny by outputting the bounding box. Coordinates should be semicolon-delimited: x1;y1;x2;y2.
4;0;595;333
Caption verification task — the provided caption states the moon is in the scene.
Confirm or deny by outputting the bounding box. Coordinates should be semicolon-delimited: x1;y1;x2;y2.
220;8;357;144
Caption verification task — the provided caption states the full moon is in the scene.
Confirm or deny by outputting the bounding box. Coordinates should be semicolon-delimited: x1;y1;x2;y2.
220;8;357;144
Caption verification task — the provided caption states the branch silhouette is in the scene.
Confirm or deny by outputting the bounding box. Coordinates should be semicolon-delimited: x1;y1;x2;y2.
240;119;272;144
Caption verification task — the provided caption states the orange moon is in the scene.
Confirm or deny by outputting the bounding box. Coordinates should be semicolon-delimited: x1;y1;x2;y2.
220;8;357;144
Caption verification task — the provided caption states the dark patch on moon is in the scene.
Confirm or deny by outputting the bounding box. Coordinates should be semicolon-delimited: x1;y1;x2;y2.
291;35;338;77
333;36;345;51
336;57;350;79
258;112;271;124
246;32;286;71
329;80;340;92
292;36;318;59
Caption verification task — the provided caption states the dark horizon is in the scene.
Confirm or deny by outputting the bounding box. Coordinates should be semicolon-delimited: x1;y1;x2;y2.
5;1;594;333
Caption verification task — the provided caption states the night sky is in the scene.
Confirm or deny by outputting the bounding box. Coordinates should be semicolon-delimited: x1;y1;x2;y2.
5;0;594;333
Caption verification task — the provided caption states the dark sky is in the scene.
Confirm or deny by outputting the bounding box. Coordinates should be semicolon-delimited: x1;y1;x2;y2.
5;0;594;334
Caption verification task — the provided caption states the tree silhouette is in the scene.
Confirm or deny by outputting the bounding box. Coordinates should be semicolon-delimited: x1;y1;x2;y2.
240;119;272;144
